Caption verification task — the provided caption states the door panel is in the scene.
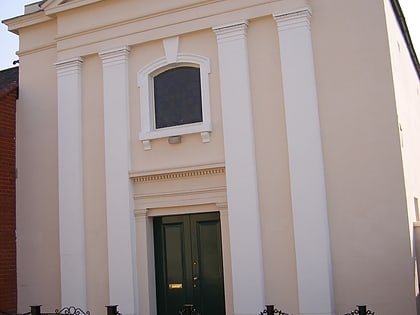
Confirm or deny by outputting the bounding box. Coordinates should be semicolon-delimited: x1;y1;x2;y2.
154;216;192;315
191;215;225;315
154;213;225;315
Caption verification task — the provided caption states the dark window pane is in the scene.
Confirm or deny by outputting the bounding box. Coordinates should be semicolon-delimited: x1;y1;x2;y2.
154;66;203;129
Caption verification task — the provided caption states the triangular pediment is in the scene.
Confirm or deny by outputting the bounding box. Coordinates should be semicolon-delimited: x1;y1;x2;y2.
41;0;104;15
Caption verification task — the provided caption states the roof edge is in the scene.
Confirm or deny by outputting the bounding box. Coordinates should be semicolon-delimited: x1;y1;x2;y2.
24;1;45;14
2;10;52;35
390;0;420;80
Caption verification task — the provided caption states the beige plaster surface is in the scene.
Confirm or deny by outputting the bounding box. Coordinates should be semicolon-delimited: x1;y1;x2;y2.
8;0;420;314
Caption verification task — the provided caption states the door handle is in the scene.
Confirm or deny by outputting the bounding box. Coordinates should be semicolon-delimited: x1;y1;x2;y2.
193;276;199;288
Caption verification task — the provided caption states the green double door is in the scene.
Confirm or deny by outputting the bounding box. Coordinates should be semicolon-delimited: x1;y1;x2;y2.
154;212;226;315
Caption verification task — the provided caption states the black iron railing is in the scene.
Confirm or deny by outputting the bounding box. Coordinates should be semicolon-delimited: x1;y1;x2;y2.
0;310;29;315
259;304;290;315
344;305;375;315
258;304;375;315
12;302;376;315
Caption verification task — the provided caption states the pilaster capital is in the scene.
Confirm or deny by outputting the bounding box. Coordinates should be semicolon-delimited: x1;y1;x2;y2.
273;7;312;32
55;57;83;76
99;46;130;66
213;21;248;43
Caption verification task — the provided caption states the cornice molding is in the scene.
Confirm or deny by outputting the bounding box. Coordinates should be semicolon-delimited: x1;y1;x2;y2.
17;42;57;57
134;186;226;200
3;11;52;35
52;0;297;57
133;186;227;214
132;166;225;184
43;0;104;16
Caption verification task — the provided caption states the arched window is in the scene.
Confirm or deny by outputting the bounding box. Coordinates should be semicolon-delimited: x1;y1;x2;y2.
138;52;211;150
153;66;202;129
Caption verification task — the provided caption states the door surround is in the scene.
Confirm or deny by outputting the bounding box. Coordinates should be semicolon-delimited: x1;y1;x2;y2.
131;164;233;315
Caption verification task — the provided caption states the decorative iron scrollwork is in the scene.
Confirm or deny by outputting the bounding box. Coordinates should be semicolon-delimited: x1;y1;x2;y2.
54;307;90;315
344;305;375;315
259;305;290;315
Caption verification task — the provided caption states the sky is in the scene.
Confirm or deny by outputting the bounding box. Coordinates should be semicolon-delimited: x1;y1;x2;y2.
0;0;419;71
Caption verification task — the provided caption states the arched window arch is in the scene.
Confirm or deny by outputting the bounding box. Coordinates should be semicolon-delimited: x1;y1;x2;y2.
137;52;212;150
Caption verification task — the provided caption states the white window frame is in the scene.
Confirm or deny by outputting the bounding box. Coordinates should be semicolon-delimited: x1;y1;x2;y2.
137;53;212;150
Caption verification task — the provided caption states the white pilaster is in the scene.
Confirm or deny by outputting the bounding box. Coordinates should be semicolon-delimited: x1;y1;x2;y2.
273;8;335;315
135;210;156;315
99;47;138;315
213;21;265;315
56;57;87;308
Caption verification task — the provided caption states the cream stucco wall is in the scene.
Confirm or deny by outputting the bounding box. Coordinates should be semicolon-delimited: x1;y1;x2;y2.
311;1;416;314
247;16;299;311
81;54;109;315
6;0;420;314
15;19;60;311
385;0;420;237
385;0;420;311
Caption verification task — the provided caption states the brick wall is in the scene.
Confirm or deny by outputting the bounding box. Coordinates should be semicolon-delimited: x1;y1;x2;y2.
0;80;17;313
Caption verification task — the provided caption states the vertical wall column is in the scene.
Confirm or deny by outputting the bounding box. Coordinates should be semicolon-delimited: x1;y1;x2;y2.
99;47;138;315
56;58;87;308
213;22;265;315
135;210;156;315
273;8;335;315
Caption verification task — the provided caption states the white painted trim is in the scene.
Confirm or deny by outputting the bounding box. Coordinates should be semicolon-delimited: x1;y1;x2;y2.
163;36;179;63
3;11;52;35
99;46;138;315
137;49;212;150
273;7;335;315
55;57;87;308
135;211;156;315
213;21;265;315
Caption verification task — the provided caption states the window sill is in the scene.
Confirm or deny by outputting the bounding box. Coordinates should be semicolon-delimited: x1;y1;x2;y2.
139;122;212;150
